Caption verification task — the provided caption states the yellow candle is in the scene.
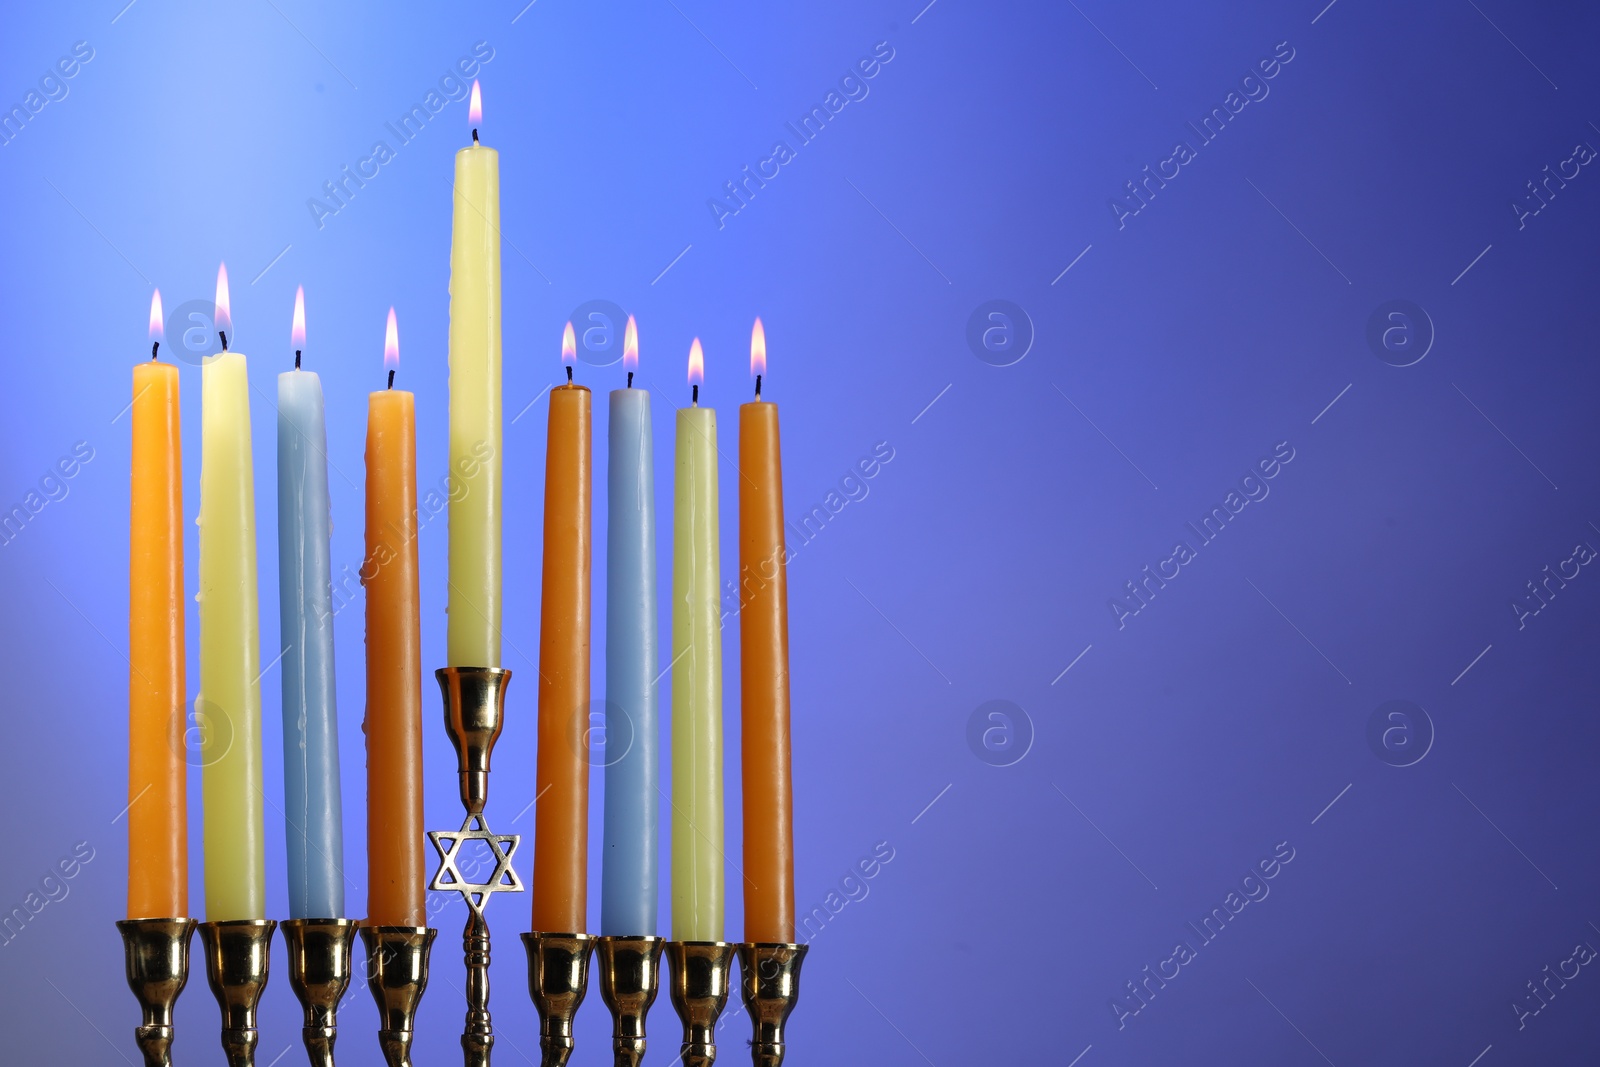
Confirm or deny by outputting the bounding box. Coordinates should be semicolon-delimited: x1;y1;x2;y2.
197;264;266;921
672;338;724;942
447;79;502;667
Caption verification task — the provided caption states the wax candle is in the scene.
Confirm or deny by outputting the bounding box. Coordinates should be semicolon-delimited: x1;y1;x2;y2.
672;338;724;942
365;309;425;927
276;286;344;920
739;319;795;944
197;264;266;921
128;289;187;920
447;79;503;668
533;323;592;934
601;316;659;936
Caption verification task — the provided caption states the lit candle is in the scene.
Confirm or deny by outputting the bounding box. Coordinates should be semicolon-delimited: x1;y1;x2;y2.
739;319;795;944
447;79;503;667
601;316;658;936
198;263;266;921
276;285;344;920
533;322;592;934
128;289;188;920
364;308;425;927
672;338;724;942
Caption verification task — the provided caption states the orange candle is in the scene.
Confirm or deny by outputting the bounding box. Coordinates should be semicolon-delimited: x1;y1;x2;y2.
129;291;187;920
739;319;795;944
363;309;425;927
532;328;592;933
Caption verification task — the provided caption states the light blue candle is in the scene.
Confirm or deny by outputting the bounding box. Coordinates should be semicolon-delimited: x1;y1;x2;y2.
277;346;344;920
601;375;659;935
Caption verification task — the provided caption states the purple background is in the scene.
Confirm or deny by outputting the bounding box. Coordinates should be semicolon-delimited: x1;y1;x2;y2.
1;0;1598;1063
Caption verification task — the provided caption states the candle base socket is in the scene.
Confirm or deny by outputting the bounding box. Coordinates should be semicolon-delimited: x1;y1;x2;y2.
666;940;735;1067
199;919;276;1067
359;926;436;1067
117;917;198;1067
522;931;595;1067
436;666;511;815
282;918;358;1067
595;935;665;1067
737;942;808;1067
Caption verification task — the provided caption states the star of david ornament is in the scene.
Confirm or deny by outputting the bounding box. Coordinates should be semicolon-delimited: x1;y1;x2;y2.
429;813;523;914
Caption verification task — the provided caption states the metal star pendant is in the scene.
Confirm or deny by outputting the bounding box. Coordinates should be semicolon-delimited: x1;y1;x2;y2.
428;813;523;915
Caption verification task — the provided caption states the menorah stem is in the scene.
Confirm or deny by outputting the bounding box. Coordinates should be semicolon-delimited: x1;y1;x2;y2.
463;908;494;1065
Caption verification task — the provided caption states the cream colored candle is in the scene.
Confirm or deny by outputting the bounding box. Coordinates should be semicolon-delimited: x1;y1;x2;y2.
672;338;724;942
446;79;503;667
197;263;266;921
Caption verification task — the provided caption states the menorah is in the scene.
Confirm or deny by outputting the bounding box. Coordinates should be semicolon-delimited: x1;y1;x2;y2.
115;661;804;1066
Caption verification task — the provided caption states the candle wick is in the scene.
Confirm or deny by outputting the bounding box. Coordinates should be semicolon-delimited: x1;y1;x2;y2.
472;128;479;143
295;349;302;370
692;383;699;407
151;341;160;361
566;365;573;384
387;368;395;390
755;373;762;400
218;331;228;352
626;370;633;389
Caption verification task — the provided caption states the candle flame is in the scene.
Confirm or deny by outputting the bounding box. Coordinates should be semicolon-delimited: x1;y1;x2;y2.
148;290;164;344
561;321;577;366
750;317;766;379
291;285;306;349
469;80;482;127
214;262;232;339
687;337;704;387
384;307;399;369
623;315;638;372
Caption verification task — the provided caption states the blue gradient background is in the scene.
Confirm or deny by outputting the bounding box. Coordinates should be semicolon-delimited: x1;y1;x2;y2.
2;1;1599;1063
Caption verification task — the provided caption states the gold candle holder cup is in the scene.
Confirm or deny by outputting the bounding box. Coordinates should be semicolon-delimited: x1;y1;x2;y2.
737;942;808;1067
281;917;358;1067
594;934;665;1067
198;918;276;1067
360;924;436;1067
116;917;198;1067
665;940;735;1067
521;930;595;1067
